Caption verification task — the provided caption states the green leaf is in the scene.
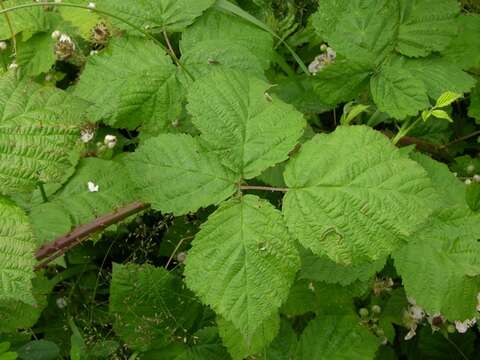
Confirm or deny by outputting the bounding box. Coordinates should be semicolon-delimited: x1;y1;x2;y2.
431;109;453;122
16;32;55;78
0;197;36;305
184;195;300;339
187;70;305;179
396;0;459;57
435;91;463;108
281;279;317;316
217;314;279;360
340;103;370;126
68;318;85;360
410;152;463;207
100;0;215;33
258;320;298;360
370;64;430;119
283;126;436;265
311;0;350;41
318;0;398;64
0;0;48;40
180;9;273;72
442;14;480;70
125;133;237;215
29;158;141;245
0;274;52;333
466;183;480;212
469;82;480;123
0;71;87;194
394;207;480;320
313;60;372;106
73;37;182;130
299;248;386;286
58;0;103;39
398;57;476;100
17;340;60;360
296;315;380;360
109;263;203;352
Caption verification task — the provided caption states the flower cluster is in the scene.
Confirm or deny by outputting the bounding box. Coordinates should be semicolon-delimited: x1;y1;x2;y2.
308;44;336;75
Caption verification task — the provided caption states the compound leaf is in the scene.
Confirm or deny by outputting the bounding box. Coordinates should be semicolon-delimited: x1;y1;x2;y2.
187;70;305;179
217;314;279;360
396;0;459;57
73;37;182;130
125;133;237;215
29;158;141;245
16;32;56;79
0;0;48;40
184;195;300;339
370;64;430;119
394;207;480;321
0;71;87;194
180;9;273;71
313;60;372;106
296;315;380;360
283;126;436;265
109;263;203;352
100;0;215;33
0;197;36;305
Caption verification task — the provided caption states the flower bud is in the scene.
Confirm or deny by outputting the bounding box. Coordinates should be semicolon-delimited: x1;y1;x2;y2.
51;30;61;39
104;134;117;149
359;308;369;317
0;41;7;51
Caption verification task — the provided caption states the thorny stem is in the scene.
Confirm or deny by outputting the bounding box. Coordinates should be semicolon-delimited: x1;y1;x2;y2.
240;185;289;193
0;1;17;58
441;130;480;149
0;2;192;77
35;201;149;269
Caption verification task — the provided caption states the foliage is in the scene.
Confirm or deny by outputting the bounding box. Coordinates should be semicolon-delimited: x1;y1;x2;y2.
0;0;480;359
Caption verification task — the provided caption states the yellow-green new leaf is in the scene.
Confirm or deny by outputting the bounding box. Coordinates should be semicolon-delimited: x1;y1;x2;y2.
283;126;436;265
184;195;300;339
125;134;237;215
0;197;36;305
187;70;305;179
435;91;463;108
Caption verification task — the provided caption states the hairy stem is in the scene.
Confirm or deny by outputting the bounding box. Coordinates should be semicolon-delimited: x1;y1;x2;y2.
162;29;194;80
391;116;422;145
240;185;289;192
441;130;480;149
35;201;149;269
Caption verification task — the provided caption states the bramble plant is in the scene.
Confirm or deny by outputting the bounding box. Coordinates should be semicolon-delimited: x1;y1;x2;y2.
1;0;480;358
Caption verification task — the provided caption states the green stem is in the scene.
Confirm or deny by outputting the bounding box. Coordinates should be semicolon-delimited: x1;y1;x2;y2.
0;1;17;57
392;116;422;145
38;182;48;203
240;185;289;192
0;2;191;75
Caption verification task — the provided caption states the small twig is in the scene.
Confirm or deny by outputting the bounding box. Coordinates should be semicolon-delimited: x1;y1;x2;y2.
440;130;480;149
240;185;289;193
35;201;149;269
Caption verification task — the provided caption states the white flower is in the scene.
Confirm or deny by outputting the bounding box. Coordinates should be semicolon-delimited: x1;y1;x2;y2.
59;34;74;45
308;46;337;75
89;50;99;56
8;62;17;70
56;297;67;309
87;2;96;9
408;304;425;321
51;30;61;40
474;174;480;183
104;134;117;149
465;179;472;185
87;181;99;192
454;318;476;333
80;129;94;143
467;164;476;174
0;41;7;51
